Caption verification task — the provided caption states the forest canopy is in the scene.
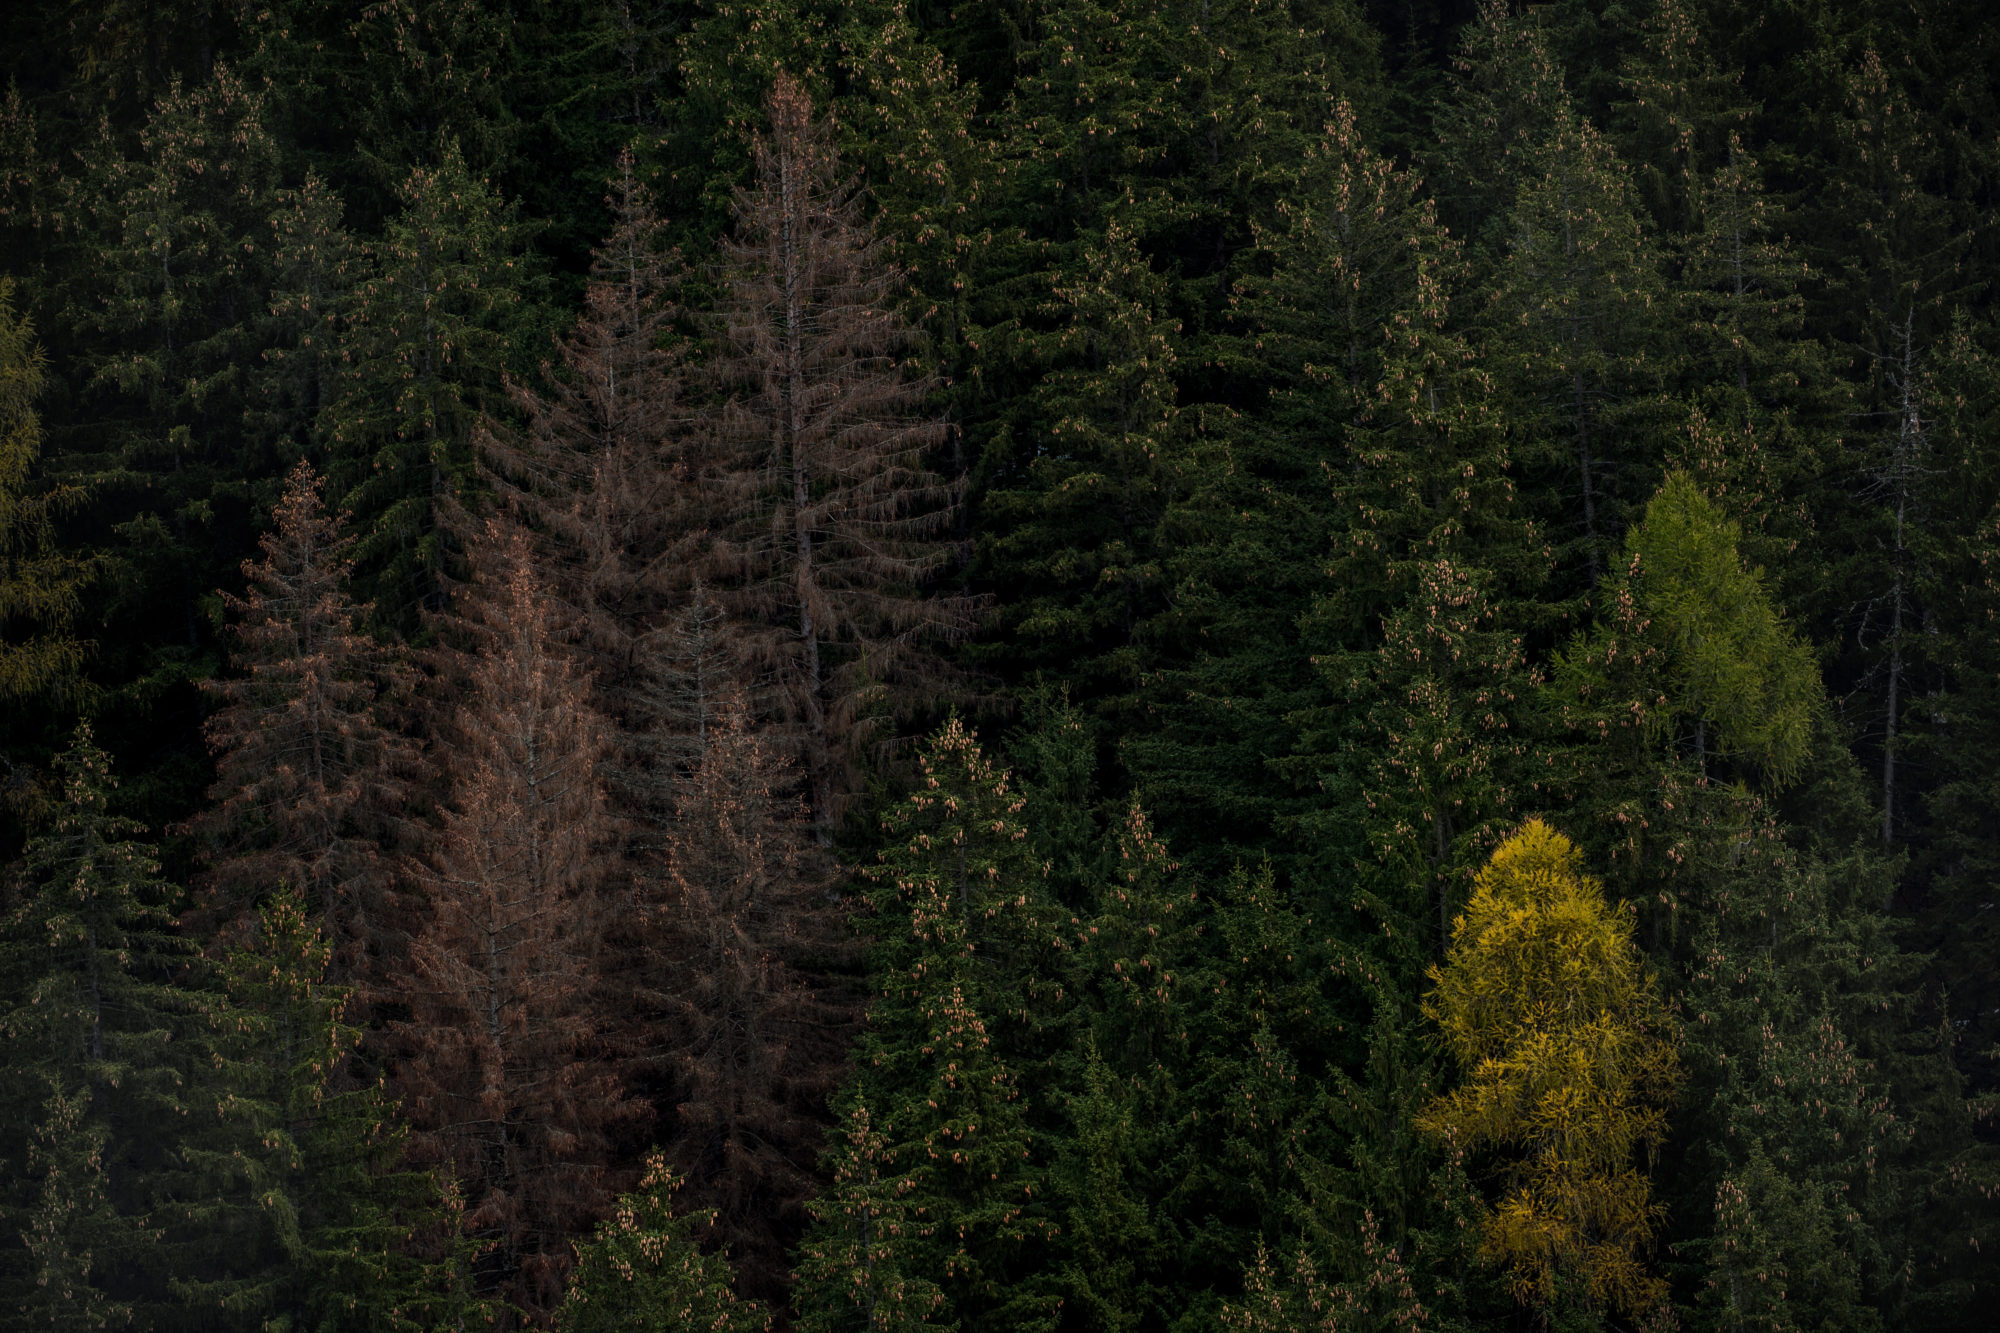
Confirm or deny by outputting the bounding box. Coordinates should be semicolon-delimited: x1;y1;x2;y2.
1;2;1996;1330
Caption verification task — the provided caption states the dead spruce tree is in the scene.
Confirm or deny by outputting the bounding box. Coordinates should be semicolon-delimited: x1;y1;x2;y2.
479;152;697;666
392;520;641;1321
476;153;708;826
195;459;417;964
650;691;855;1306
708;73;979;836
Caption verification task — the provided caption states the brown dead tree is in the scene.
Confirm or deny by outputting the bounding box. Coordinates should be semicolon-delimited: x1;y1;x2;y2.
194;459;417;967
391;520;642;1322
708;74;981;837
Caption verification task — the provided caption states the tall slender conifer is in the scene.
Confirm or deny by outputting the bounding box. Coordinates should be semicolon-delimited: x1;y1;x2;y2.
708;75;976;834
196;459;415;956
652;698;854;1303
391;521;637;1320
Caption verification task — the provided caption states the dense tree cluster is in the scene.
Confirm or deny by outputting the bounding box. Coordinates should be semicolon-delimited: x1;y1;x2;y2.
2;2;1997;1330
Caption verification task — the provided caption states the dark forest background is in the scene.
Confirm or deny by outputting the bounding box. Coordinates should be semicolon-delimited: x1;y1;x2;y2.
1;1;1997;1329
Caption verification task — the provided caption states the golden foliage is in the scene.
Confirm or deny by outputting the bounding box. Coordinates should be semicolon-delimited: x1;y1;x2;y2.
1417;818;1679;1319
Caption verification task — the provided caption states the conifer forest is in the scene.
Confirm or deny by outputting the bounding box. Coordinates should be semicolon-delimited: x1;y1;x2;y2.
5;1;2000;1328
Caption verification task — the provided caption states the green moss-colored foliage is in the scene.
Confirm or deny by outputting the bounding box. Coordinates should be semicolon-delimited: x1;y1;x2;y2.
1557;471;1820;786
1546;470;1824;951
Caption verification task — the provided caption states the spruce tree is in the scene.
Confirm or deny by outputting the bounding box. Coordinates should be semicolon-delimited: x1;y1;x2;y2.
41;64;285;816
988;0;1377;333
1292;977;1486;1330
632;585;731;790
555;1153;768;1333
1482;105;1671;591
797;719;1059;1333
13;1086;129;1332
2;0;253;133
195;459;416;955
1784;41;1976;857
1913;315;2000;1100
479;151;694;661
163;882;489;1332
972;0;1379;737
1425;0;1570;262
65;63;282;478
0;277;88;704
1059;839;1264;1331
1673;857;1898;1333
391;521;638;1321
1222;1217;1437;1333
1430;1;1674;593
0;724;190;1322
1047;1042;1166;1333
668;0;995;377
968;2;1189;723
251;172;361;465
1547;468;1996;1327
1222;1241;1335;1333
502;0;685;294
794;1091;949;1333
973;212;1186;715
707;75;977;833
321;139;542;630
477;151;704;821
252;0;519;233
1668;130;1836;582
1239;98;1538;953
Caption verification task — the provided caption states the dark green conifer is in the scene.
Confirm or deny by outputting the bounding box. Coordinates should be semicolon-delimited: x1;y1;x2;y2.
0;278;89;704
45;65;284;802
321;138;542;628
194;882;488;1332
1122;98;1463;871
794;1091;949;1333
800;719;1060;1332
556;1152;767;1333
972;0;1381;745
1915;316;2000;1099
976;215;1185;713
1242;97;1537;946
1483;109;1671;591
13;1085;131;1331
252;173;362;465
0;724;188;1321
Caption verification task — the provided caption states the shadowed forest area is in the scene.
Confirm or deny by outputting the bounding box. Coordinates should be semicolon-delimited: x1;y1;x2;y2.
1;2;1997;1329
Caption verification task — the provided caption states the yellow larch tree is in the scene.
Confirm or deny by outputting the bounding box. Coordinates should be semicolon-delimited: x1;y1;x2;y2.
1416;818;1679;1324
